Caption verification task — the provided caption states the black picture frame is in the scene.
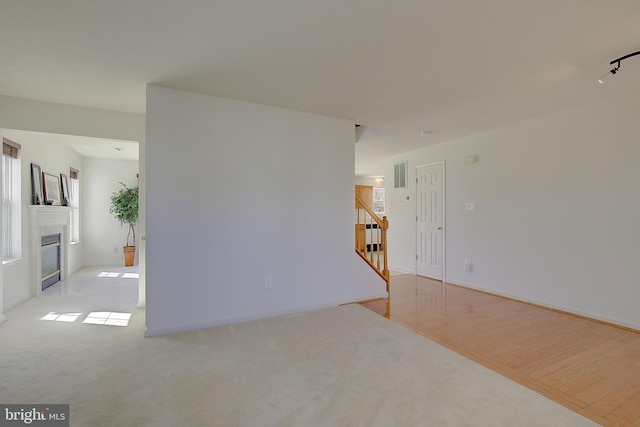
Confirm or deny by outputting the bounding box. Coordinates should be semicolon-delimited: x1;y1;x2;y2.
42;172;61;206
60;173;70;206
31;163;44;205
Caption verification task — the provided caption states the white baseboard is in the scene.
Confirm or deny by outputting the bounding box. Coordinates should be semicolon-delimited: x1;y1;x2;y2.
144;293;388;337
3;295;31;312
446;278;640;332
389;266;414;275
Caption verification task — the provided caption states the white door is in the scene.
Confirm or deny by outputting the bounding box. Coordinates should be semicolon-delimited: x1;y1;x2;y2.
416;162;444;280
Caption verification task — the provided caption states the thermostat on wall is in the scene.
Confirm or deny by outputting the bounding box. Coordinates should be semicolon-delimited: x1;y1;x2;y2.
464;155;479;165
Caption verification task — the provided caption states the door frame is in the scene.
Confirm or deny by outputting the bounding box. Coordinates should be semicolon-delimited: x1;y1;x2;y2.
414;161;446;282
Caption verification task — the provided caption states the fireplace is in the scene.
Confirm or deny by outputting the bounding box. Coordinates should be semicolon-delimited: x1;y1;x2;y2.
41;234;61;290
29;206;70;296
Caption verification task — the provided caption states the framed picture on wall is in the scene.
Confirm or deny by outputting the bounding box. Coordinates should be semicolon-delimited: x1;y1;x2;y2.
60;173;70;206
31;163;44;205
373;187;385;214
42;172;61;205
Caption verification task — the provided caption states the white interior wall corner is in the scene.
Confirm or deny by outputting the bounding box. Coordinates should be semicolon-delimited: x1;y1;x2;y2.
145;86;384;335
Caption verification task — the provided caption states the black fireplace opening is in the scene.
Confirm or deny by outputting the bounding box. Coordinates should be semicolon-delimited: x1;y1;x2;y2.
42;234;61;290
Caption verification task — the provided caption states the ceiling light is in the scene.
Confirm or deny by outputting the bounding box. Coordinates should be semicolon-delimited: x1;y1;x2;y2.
598;50;640;84
420;131;432;136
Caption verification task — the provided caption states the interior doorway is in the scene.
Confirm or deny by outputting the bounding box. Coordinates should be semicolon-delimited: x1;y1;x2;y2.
415;161;445;280
0;128;143;316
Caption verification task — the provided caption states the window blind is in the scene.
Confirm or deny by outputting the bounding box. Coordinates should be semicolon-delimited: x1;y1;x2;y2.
2;138;21;159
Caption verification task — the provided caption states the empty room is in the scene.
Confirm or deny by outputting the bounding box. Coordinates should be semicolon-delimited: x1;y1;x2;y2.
1;2;640;426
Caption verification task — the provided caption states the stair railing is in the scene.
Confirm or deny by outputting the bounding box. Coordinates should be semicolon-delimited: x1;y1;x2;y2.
355;193;389;290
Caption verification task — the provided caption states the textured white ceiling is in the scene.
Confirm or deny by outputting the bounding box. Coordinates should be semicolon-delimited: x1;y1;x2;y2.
3;129;139;161
2;1;640;174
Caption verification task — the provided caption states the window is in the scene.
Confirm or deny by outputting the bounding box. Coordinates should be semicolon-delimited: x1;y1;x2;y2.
2;154;11;257
69;167;80;242
2;138;21;260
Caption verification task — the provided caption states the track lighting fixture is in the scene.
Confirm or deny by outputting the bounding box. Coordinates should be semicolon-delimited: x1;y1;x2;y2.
598;50;640;84
598;66;620;84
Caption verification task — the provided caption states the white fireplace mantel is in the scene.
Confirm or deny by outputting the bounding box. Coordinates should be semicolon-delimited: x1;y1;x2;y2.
29;206;71;296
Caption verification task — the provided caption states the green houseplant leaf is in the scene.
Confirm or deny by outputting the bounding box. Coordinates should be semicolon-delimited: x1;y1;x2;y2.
109;182;139;247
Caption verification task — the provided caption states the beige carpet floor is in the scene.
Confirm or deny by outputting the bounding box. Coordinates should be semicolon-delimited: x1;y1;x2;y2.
0;267;599;426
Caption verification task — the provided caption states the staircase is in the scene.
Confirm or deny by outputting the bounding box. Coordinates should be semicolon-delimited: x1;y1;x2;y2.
355;192;389;291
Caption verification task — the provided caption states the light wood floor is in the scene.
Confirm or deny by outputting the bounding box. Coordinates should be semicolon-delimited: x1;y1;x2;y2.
360;274;640;427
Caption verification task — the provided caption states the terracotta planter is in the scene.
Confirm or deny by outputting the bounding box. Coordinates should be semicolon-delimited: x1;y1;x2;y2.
123;246;136;267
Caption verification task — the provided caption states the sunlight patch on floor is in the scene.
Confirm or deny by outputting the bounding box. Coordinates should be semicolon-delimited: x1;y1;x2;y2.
97;271;138;279
98;271;121;278
83;312;131;327
41;311;132;326
41;312;83;322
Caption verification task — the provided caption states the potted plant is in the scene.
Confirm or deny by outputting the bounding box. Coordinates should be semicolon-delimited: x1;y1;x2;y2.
110;182;139;266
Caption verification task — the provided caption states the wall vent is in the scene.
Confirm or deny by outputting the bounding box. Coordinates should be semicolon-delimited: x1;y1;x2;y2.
393;161;407;189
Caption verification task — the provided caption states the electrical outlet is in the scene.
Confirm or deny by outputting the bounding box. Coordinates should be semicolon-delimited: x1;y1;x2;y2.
264;276;273;289
464;259;473;272
113;247;119;254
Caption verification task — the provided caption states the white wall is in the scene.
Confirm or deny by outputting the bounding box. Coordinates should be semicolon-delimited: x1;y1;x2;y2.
0;95;146;314
83;158;139;266
145;86;386;336
385;89;640;330
355;176;376;186
1;129;84;310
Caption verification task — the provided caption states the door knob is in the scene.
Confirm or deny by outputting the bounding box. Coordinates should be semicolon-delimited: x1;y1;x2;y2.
436;226;442;230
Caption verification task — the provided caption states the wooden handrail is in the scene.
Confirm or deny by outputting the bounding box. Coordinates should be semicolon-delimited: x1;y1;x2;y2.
355;194;386;229
355;193;389;291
